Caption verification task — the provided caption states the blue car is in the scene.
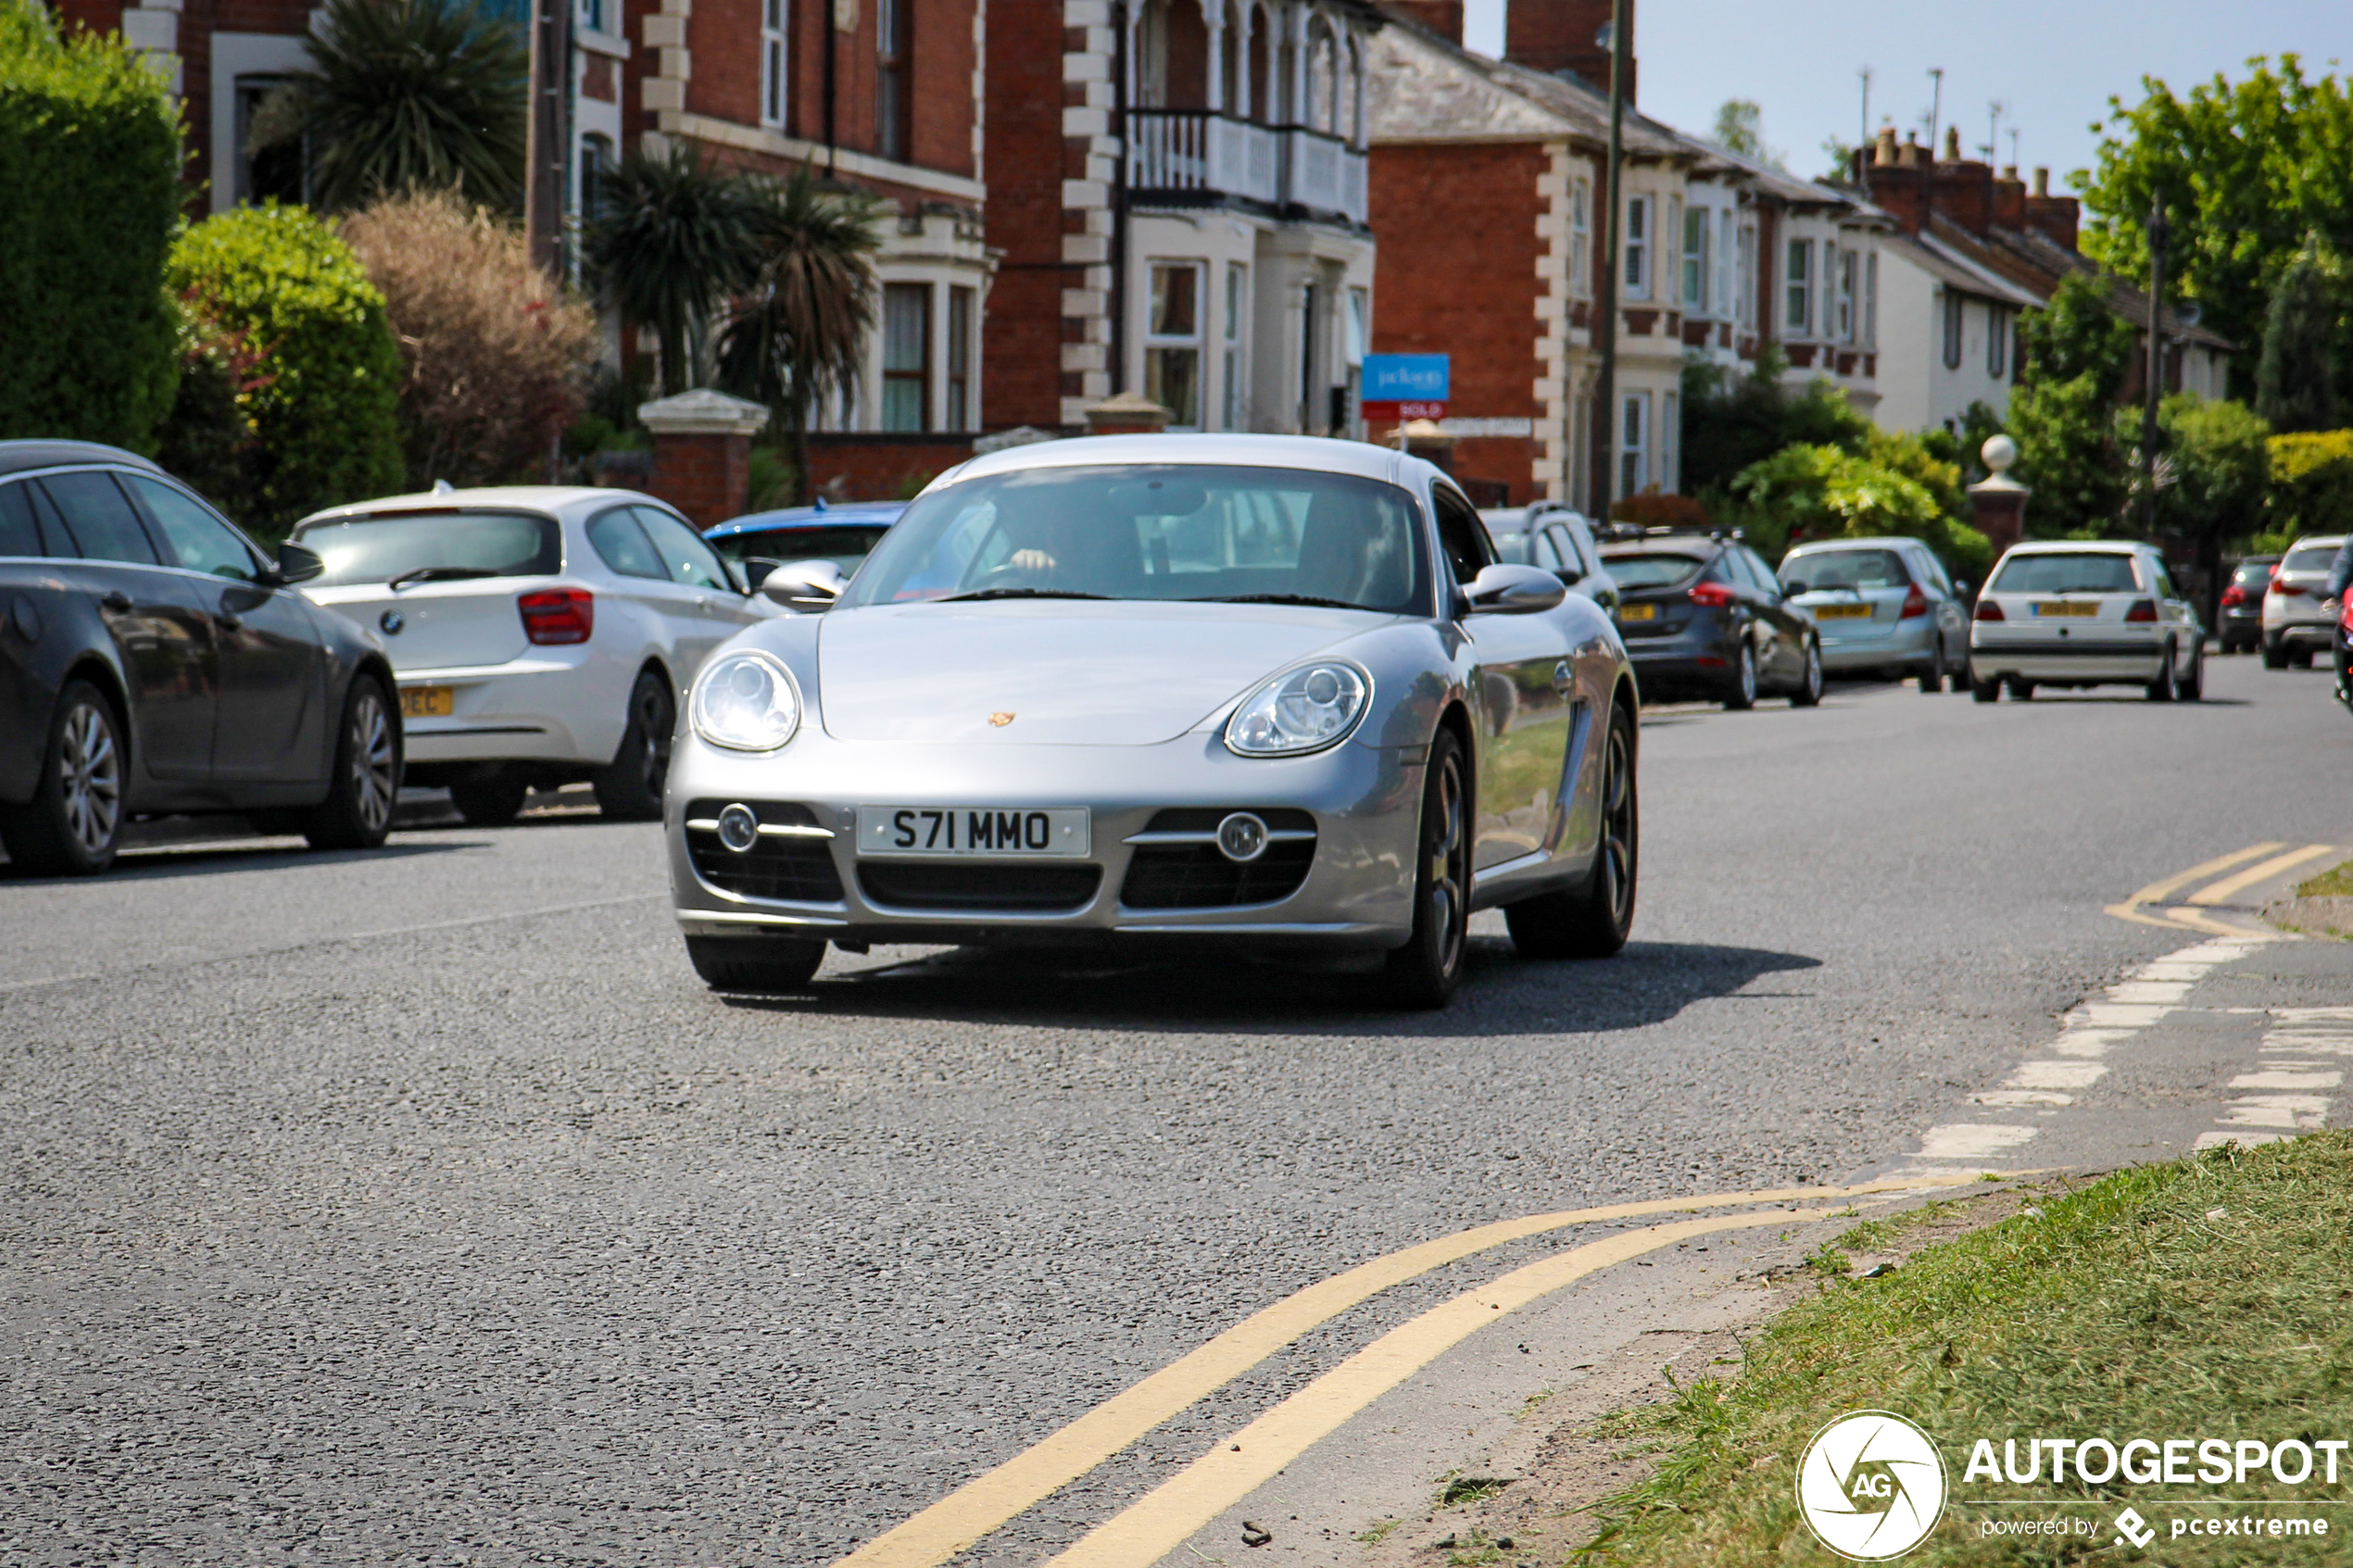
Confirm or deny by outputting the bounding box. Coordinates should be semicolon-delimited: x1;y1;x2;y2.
703;501;906;588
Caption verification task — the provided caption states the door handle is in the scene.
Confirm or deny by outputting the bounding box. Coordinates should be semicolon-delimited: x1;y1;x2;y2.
100;591;132;612
1553;659;1574;695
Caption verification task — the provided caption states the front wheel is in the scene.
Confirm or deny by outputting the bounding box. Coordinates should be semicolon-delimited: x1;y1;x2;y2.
1380;727;1470;1008
686;935;826;993
304;674;401;849
1504;701;1638;960
592;669;675;821
0;679;126;875
1790;638;1824;707
1722;640;1757;710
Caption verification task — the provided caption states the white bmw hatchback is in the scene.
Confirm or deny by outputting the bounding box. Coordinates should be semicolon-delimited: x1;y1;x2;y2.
1967;539;2204;702
293;487;775;823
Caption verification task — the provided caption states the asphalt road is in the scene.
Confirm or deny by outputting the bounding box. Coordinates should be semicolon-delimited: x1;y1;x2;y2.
3;656;2347;1565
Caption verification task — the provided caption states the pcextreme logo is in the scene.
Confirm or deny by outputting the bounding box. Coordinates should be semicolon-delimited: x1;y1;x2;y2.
1796;1411;1950;1561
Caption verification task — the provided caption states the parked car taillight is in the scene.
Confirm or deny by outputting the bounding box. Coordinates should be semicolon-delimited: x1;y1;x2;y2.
1899;583;1929;619
1974;598;2006;621
1687;580;1737;608
2221;584;2247;608
2125;598;2158;622
519;588;594;645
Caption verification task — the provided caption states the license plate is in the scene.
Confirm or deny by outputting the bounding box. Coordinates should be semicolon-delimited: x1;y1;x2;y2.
2032;602;2099;618
1617;604;1655;621
1813;603;1872;621
857;806;1090;858
399;684;455;718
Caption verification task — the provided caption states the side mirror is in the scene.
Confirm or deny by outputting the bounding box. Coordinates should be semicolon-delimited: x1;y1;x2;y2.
267;540;324;586
1459;562;1567;617
1954;578;1972;597
759;558;848;611
739;557;782;590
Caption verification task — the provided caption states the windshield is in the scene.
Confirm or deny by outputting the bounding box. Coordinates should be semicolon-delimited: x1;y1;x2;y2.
295;508;561;587
2233;560;2276;585
1600;550;1705;590
1785;548;1912;592
2283;545;2340;574
1988;552;2141;595
840;464;1430;613
712;525;892;573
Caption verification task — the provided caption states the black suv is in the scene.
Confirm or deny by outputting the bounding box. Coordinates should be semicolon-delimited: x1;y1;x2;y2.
1597;530;1824;709
0;441;402;874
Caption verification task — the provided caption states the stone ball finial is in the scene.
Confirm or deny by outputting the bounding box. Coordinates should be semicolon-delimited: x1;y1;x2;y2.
1982;433;2018;474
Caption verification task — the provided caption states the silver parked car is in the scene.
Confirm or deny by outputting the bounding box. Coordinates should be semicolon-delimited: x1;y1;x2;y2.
1480;503;1621;617
1777;536;1969;692
665;434;1642;1008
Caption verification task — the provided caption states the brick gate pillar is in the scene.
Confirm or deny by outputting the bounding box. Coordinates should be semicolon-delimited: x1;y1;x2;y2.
636;389;771;529
1967;433;2030;561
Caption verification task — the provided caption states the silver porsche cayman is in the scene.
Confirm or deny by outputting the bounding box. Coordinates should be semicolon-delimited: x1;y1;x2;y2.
663;433;1639;1007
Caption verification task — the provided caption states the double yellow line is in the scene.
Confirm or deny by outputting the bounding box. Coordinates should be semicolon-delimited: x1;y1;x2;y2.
2106;842;2338;935
833;1172;2015;1568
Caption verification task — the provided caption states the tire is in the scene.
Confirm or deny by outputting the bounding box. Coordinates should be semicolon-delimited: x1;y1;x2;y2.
1790;638;1824;707
1919;649;1944;695
0;678;126;875
1970;671;2001;702
2179;641;2205;702
592;669;675;821
2006;678;2035;701
2262;635;2288;670
686;935;826;993
2291;647;2316;670
2146;642;2178;702
1504;700;1637;960
1380;726;1471;1009
449;770;529;826
303;674;401;850
1722;639;1757;710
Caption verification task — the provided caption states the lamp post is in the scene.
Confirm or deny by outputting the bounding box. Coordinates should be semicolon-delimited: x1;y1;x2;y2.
1590;0;1629;520
2141;195;2167;536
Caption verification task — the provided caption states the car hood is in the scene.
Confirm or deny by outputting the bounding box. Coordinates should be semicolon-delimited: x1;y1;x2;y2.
816;599;1384;745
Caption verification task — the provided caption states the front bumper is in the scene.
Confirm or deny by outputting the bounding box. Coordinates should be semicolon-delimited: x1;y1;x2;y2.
665;728;1425;948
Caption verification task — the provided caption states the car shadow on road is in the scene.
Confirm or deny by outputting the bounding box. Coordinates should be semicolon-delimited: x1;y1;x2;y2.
0;841;470;885
719;937;1821;1038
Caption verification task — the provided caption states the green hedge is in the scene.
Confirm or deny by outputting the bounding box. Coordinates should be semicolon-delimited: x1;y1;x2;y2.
0;0;182;450
165;205;405;535
2267;431;2353;541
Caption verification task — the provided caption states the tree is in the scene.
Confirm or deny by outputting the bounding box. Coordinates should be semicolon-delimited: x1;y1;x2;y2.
716;168;881;506
251;0;527;213
2124;394;2270;605
1679;348;1872;495
584;144;768;395
2256;245;2341;433
342;190;602;489
2078;58;2353;405
1711;99;1783;168
2019;272;2137;396
2004;273;2136;536
0;0;182;450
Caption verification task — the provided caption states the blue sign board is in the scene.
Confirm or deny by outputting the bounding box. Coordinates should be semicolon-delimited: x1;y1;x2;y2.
1360;354;1450;404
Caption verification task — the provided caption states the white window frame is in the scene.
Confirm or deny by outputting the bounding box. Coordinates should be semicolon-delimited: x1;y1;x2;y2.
1864;249;1878;347
1942;290;1965;370
1784;236;1813;336
1735;221;1756;330
1681;203;1708;312
760;0;787;128
1570;177;1592;298
1717;208;1734;320
1619;390;1650;497
1623;194;1651;300
1835;247;1856;343
1221;260;1249;431
1145;258;1205;431
1987;304;2007;377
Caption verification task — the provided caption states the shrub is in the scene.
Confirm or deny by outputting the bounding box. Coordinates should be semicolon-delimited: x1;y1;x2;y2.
2267;429;2353;539
0;0;182;450
1726;443;1991;576
341;189;599;489
165;205;406;536
1679;349;1874;496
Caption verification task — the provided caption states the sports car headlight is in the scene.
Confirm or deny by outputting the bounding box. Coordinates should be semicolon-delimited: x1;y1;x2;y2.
690;651;800;751
1224;662;1370;757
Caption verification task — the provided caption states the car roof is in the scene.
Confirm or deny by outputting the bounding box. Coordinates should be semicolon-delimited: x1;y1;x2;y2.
0;440;162;479
1998;539;2148;556
1784;536;1925;553
2287;535;2347;551
1600;533;1722;550
937;432;1423;490
296;485;658;525
708;501;906;538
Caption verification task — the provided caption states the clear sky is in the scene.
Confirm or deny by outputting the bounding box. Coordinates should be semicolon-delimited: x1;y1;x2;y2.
1459;0;2347;190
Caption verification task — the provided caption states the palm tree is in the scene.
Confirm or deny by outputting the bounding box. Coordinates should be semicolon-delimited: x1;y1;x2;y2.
717;168;882;503
584;145;768;396
250;0;527;212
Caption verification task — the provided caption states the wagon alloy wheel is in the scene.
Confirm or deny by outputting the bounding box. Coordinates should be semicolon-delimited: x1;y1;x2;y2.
1504;700;1638;960
1791;638;1824;707
0;680;128;876
304;676;403;851
1723;639;1757;710
1381;729;1471;1008
593;670;675;821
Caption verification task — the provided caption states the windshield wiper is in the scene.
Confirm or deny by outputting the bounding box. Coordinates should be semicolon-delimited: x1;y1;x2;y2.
1189;593;1365;610
387;566;501;592
939;587;1112;602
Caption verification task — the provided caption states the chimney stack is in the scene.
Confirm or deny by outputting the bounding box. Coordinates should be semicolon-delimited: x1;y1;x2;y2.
2022;166;2080;252
1383;0;1464;44
2032;166;2049;196
1873;126;1900;166
1941;125;1962;163
1505;0;1631;99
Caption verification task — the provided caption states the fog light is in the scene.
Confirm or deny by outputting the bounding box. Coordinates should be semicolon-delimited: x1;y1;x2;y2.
717;802;761;853
1215;811;1268;863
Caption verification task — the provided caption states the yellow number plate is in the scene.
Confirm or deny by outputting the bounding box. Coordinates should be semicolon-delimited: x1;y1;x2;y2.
1618;604;1655;621
1813;603;1872;621
2032;601;2099;618
399;684;455;719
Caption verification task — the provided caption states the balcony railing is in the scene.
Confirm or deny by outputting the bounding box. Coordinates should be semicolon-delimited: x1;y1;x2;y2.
1126;110;1366;226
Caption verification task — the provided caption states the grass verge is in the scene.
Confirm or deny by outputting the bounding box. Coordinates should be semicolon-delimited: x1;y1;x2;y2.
1575;1135;2353;1564
2296;859;2353;898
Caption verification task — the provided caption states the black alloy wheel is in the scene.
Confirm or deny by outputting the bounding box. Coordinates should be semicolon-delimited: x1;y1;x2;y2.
1382;726;1470;1008
593;669;675;821
1504;700;1637;959
0;679;126;875
1790;637;1824;707
1722;639;1758;710
304;675;401;849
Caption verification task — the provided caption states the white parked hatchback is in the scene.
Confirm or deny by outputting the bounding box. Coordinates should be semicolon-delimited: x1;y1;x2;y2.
2259;533;2346;669
292;487;774;824
1967;539;2204;702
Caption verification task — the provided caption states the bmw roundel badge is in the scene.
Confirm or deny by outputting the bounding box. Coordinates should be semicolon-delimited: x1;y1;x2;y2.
379;609;405;634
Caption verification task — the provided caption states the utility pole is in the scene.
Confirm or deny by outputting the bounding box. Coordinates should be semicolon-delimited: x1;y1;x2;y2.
2007;126;2020;170
1925;68;1944;161
2141;195;2167;535
1857;66;1872;162
1986;99;2004;165
1591;0;1629;520
522;0;570;277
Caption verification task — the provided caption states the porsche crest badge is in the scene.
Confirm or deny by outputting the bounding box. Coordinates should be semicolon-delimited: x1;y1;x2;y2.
989;711;1015;727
